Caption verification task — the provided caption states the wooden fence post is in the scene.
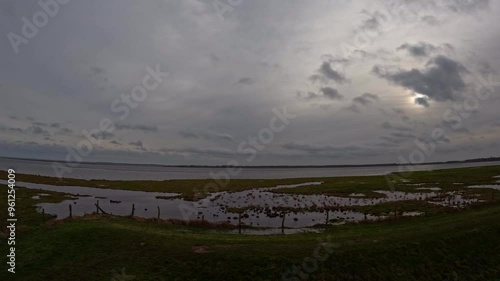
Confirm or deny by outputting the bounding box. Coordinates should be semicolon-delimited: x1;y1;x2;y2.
157;206;160;219
96;200;100;214
131;204;135;216
69;204;72;218
281;212;286;234
238;213;242;234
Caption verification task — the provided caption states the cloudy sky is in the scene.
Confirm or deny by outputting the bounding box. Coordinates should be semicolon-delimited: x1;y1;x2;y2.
0;0;499;165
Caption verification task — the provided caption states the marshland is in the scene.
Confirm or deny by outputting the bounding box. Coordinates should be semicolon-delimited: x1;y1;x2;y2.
1;164;499;280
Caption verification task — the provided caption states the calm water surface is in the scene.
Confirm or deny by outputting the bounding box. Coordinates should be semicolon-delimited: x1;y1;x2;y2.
1;157;500;180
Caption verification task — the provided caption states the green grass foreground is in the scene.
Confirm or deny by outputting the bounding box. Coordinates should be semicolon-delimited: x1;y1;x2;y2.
0;165;500;280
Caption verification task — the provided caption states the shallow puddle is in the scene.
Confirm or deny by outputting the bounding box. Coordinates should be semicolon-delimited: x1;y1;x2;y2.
3;180;488;234
468;185;500;191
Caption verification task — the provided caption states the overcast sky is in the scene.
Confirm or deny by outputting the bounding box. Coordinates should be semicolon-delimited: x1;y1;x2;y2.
1;0;499;165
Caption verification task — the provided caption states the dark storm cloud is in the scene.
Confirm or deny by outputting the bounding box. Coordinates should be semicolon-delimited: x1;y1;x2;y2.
373;55;467;102
115;124;159;133
414;96;430;107
320;87;343;100
310;62;348;84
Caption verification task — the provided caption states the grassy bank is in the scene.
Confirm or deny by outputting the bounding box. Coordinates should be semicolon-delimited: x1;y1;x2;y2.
1;192;499;280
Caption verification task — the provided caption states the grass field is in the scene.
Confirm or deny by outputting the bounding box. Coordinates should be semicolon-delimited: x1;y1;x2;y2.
1;165;500;280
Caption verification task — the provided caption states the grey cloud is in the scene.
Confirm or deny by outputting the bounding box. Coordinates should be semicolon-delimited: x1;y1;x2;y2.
344;93;379;113
27;126;50;136
56;128;73;135
159;146;235;157
129;141;142;147
282;142;376;157
320;54;350;66
397;42;438;57
390;131;415;139
415;97;430;107
178;129;234;141
447;0;490;13
320;87;343;100
381;121;412;132
236;77;255;85
310;62;348;84
373;55;467;102
115;124;159;133
360;15;380;31
421;15;440;25
359;10;389;32
0;124;23;133
344;104;360;113
90;66;106;76
91;131;114;140
33;121;49;127
391;108;411;121
1;1;499;165
129;140;146;150
210;53;222;63
296;91;321;101
352;93;379;105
